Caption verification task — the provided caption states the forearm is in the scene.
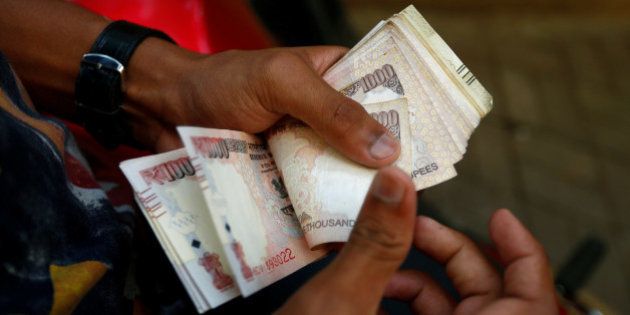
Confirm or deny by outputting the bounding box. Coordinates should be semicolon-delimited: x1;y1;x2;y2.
0;0;109;116
0;0;192;121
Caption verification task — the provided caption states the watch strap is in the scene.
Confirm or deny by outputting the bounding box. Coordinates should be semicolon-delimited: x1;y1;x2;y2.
75;21;175;148
90;21;174;66
76;65;125;148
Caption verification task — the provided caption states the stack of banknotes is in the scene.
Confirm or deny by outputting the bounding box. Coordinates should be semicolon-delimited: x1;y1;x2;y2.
120;5;492;313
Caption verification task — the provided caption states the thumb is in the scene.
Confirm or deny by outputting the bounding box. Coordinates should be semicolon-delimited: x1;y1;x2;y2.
276;167;416;315
274;47;401;168
326;167;416;308
337;165;416;272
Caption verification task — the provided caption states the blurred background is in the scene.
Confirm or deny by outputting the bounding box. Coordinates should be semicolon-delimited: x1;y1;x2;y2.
254;0;630;313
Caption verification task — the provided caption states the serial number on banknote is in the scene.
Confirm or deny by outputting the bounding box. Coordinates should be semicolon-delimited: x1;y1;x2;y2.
265;248;296;271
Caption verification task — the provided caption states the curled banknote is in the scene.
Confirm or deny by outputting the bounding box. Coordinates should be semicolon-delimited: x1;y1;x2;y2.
120;149;239;312
178;127;326;297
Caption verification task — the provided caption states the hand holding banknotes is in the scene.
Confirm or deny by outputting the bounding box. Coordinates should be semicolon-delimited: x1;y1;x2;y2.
277;167;557;315
132;43;399;166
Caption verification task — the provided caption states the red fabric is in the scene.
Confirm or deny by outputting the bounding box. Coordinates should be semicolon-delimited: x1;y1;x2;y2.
64;150;101;189
72;0;273;53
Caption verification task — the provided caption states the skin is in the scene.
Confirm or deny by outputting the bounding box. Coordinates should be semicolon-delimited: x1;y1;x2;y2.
0;0;400;164
0;1;557;314
277;167;558;315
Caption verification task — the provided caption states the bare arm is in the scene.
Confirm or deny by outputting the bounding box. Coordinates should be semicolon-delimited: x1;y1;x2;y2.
0;0;188;122
0;0;109;116
0;0;399;167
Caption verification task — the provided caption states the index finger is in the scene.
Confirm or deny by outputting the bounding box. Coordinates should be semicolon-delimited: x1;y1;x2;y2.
294;46;349;75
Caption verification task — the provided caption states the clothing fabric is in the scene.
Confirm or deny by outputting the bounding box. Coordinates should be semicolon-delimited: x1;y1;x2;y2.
0;52;132;314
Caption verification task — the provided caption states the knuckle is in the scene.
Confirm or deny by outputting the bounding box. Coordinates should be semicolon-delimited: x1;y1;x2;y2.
440;229;480;263
261;50;302;75
450;227;474;247
330;101;364;139
257;50;308;110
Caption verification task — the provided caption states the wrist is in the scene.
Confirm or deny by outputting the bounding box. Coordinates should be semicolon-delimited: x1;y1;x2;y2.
75;21;183;148
124;37;198;120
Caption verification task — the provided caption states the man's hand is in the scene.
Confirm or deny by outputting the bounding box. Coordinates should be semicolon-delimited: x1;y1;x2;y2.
276;167;557;315
126;41;400;167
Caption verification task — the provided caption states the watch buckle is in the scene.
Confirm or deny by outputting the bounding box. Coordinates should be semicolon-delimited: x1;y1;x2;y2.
81;53;125;74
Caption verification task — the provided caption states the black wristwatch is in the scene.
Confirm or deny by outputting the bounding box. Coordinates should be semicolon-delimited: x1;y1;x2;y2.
75;20;175;148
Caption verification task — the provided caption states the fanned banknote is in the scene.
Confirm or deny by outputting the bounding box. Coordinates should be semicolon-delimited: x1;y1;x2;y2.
178;127;326;297
119;5;492;311
120;149;239;313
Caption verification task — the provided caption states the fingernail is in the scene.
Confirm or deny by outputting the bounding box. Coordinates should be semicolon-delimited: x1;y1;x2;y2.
372;170;405;203
369;133;398;160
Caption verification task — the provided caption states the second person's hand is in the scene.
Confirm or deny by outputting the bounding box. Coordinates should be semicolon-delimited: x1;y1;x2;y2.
276;167;557;314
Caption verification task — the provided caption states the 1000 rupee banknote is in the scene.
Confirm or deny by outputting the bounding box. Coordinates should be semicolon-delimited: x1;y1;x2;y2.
120;149;239;312
133;195;207;310
178;127;326;296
